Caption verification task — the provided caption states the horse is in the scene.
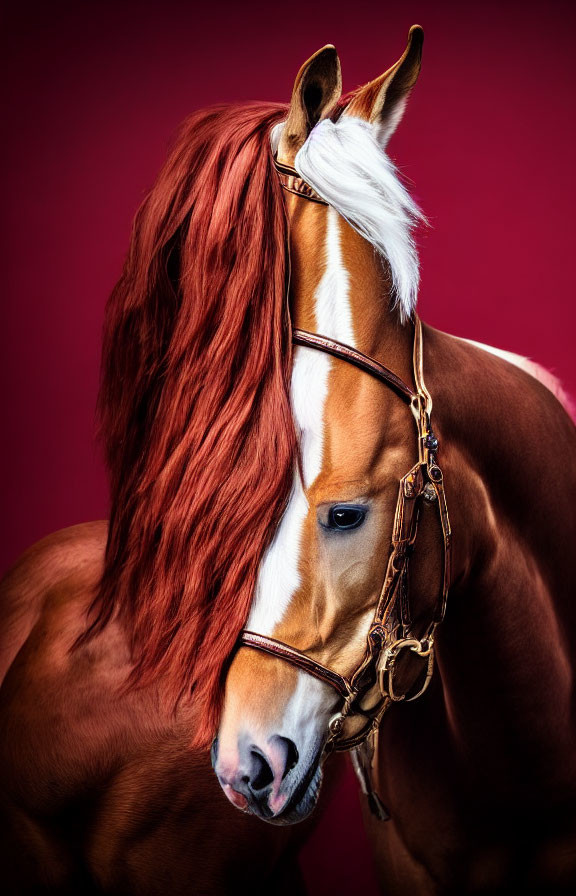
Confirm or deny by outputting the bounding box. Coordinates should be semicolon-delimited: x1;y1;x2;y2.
1;23;575;896
210;26;576;894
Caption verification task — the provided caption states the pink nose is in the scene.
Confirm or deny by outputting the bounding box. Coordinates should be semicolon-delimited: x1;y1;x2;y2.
222;784;248;810
212;735;299;817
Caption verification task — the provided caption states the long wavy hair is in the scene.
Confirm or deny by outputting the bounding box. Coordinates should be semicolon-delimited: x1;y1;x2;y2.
80;102;296;748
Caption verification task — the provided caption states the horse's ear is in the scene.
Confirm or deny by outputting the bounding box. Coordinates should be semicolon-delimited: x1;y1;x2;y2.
344;25;423;146
276;45;342;165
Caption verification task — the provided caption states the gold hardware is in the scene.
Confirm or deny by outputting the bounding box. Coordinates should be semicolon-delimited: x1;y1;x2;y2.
328;713;345;737
404;475;417;498
378;637;435;703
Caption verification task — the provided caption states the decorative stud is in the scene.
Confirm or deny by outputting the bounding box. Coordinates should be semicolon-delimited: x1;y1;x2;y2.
425;432;439;452
369;625;385;646
423;482;437;502
428;465;442;482
329;714;344;736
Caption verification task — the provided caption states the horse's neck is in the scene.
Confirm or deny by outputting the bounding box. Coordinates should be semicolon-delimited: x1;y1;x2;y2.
384;324;576;805
365;327;576;894
438;556;574;784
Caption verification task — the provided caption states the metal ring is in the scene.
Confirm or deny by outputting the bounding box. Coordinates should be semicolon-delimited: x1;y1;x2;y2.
378;639;435;703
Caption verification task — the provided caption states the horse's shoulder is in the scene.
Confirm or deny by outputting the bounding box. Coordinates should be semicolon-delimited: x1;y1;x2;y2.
0;520;108;608
0;522;148;813
0;521;108;683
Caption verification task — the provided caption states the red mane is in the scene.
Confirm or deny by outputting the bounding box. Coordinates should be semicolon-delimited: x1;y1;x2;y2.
82;102;295;748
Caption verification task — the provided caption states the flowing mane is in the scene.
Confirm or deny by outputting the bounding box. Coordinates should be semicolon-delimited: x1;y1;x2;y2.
81;102;296;748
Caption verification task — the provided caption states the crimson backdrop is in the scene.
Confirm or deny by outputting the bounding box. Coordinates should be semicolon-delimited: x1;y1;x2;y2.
1;1;575;892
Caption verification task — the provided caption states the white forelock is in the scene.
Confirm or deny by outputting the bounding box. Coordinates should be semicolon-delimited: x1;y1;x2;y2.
294;115;425;320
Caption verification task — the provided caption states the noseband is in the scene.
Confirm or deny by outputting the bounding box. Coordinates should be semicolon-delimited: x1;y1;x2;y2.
239;161;452;818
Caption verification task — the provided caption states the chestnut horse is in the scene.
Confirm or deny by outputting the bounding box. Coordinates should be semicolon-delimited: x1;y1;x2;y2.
213;26;576;895
2;24;575;896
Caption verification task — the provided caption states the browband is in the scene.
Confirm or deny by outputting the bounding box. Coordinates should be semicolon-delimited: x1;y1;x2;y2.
274;160;328;205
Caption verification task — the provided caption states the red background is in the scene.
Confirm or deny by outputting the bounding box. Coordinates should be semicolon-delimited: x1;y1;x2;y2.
1;1;575;892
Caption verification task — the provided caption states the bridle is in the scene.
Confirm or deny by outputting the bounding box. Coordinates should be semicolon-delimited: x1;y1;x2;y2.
239;161;452;818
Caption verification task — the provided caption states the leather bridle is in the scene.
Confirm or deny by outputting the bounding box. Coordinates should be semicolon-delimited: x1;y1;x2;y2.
239;160;452;816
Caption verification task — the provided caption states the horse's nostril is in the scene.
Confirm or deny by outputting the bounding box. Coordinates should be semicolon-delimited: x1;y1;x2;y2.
269;734;299;779
249;748;274;792
282;737;299;779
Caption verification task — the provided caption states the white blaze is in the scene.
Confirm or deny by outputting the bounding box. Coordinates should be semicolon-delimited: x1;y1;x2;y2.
247;207;355;634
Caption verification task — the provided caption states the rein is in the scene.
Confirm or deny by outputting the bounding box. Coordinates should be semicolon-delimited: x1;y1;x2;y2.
239;161;452;819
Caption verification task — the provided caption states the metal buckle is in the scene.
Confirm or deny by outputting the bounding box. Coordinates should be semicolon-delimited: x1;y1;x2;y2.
377;637;435;703
326;698;391;752
328;712;345;738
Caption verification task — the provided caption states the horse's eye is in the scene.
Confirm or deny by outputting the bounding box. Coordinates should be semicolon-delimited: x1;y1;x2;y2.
327;505;367;531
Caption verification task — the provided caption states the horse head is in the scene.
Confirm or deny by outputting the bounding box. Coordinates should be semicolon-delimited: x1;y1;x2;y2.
212;26;449;824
